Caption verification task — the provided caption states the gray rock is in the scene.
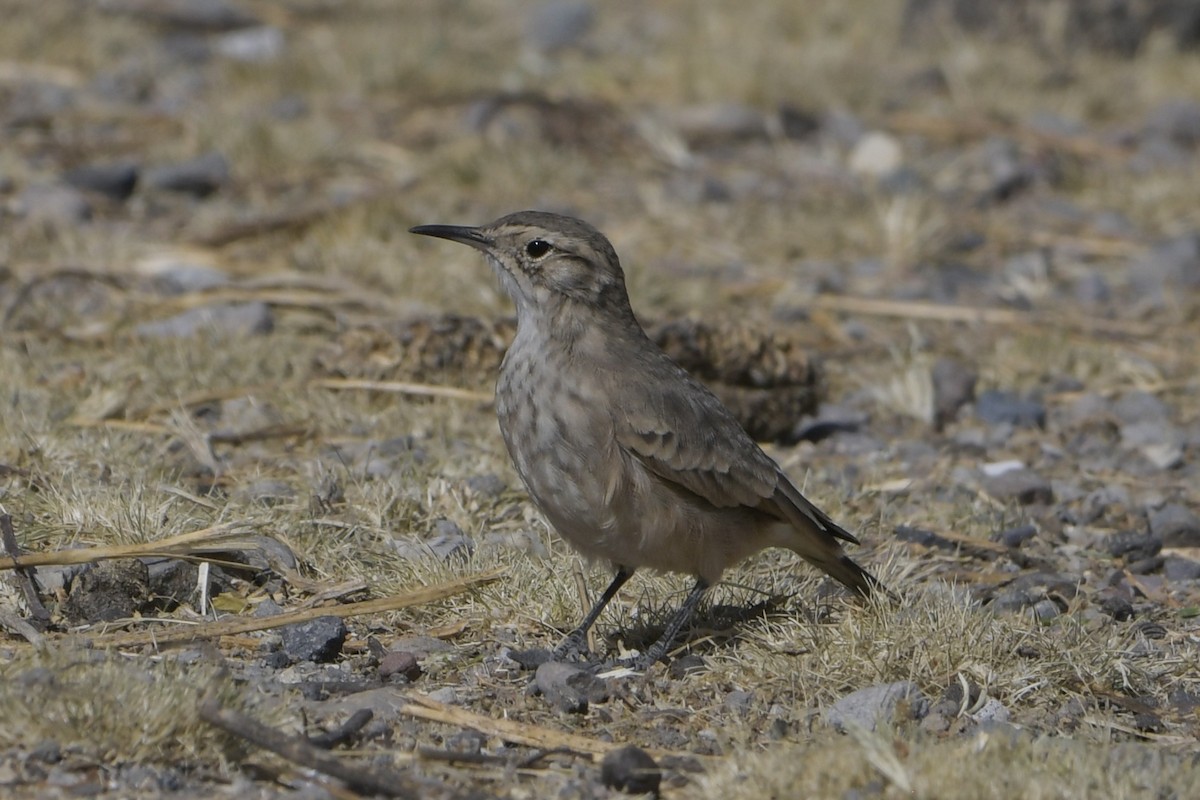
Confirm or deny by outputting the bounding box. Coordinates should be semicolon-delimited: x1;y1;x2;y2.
1032;599;1062;620
975;390;1045;428
534;661;608;713
1073;271;1111;305
1106;530;1162;561
1114;390;1171;424
528;0;594;52
999;524;1038;548
931;358;977;427
982;468;1053;505
1130;234;1200;298
724;690;754;714
600;745;661;796
391;520;473;562
427;687;460;705
134;301;273;338
214;25;284;62
63;161;139;200
969;697;1011;725
254;598;284;617
822;109;865;146
1146;99;1200;147
466;473;506;497
280;616;347;663
144;151;230;196
1150;504;1200;547
144;260;230;295
13;184;91;224
825;681;928;732
1163;557;1200;582
982;136;1031;201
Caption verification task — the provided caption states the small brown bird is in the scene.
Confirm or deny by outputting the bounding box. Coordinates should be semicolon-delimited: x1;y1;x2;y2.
411;211;884;666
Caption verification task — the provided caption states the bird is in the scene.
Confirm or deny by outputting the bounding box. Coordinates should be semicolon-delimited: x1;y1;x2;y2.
410;211;885;667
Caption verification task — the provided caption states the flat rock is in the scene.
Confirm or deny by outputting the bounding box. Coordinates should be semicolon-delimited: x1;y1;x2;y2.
144;151;230;196
63;161;139;200
982;468;1053;505
13;184;92;224
1150;503;1200;547
534;661;609;713
826;681;928;732
528;0;594;52
134;301;273;338
974;390;1045;428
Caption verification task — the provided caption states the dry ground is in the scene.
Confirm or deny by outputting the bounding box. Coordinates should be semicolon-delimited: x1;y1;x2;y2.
1;1;1199;797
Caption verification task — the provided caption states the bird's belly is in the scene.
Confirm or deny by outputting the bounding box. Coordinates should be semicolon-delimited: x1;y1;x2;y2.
496;348;768;581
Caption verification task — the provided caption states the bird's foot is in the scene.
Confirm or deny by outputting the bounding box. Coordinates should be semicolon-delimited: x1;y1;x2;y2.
550;631;592;663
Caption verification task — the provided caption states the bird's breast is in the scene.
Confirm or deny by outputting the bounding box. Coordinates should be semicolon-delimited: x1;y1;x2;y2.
496;331;623;550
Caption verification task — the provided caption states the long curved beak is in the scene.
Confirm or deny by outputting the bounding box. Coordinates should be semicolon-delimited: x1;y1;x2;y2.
409;224;494;252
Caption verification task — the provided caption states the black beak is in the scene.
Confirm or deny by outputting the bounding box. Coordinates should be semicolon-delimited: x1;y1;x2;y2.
409;224;494;251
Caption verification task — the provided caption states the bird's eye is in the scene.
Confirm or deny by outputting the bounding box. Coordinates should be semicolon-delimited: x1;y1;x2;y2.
525;239;551;258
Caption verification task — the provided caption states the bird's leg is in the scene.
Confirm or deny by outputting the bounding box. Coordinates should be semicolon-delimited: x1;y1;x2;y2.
635;577;710;669
552;566;634;660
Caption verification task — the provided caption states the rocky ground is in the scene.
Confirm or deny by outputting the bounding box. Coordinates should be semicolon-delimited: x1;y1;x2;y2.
1;0;1199;797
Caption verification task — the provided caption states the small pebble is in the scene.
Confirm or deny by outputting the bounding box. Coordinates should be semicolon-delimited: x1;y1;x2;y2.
379;651;422;682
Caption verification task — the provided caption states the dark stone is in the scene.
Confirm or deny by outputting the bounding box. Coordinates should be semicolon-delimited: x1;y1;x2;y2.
1149;503;1200;547
63;161;139;200
600;745;661;796
1099;592;1135;621
145;558;200;610
280;616;348;663
778;104;820;139
1106;530;1163;561
895;525;957;551
144;151;230;196
62;559;150;624
931;358;977;427
975;390;1045;428
999;524;1038;548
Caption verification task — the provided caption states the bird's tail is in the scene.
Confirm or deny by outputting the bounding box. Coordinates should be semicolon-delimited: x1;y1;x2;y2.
782;529;893;602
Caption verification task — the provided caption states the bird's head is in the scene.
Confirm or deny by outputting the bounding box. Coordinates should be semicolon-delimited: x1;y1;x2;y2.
410;211;634;321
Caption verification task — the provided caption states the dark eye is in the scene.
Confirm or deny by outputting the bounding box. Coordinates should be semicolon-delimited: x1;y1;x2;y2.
525;239;551;258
